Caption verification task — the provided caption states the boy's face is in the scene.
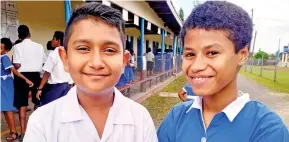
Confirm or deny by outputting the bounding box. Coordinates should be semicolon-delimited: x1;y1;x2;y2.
51;36;59;48
60;19;129;95
182;28;248;96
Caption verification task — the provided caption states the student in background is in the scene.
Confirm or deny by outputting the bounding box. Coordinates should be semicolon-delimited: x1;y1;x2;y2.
178;83;195;102
12;25;46;140
45;40;54;56
1;38;33;140
127;49;135;83
157;1;288;142
146;47;155;76
24;3;157;142
14;39;22;45
36;31;71;106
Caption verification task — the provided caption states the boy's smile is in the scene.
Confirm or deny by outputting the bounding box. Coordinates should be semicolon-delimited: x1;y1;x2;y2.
182;28;248;96
60;18;129;95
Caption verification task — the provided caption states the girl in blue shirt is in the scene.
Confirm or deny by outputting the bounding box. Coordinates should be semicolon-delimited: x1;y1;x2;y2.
157;1;289;142
1;38;33;140
178;82;195;102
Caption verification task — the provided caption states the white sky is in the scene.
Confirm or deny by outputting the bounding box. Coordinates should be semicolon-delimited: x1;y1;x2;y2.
172;0;289;54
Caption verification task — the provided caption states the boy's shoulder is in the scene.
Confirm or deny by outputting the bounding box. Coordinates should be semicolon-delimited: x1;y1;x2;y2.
168;101;194;119
29;88;152;124
244;101;289;140
243;101;286;125
28;94;67;122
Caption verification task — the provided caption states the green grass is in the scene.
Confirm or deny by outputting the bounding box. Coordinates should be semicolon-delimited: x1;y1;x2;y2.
161;75;187;92
142;76;185;127
240;66;289;93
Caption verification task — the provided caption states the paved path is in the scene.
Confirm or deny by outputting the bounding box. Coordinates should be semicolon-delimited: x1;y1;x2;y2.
237;74;289;128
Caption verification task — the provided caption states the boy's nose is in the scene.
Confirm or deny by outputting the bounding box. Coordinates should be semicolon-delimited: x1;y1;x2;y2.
190;56;207;72
88;52;105;69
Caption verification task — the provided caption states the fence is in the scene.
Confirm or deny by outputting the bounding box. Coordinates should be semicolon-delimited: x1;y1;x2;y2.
116;54;183;97
243;58;289;82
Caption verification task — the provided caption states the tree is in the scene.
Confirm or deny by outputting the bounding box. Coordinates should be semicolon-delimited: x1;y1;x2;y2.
179;8;184;21
254;50;269;60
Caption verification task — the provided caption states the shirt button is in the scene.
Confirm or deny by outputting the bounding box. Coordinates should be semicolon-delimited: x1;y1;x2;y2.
201;137;206;142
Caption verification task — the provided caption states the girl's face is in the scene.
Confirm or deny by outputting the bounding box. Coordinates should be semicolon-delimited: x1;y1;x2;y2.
182;28;248;96
1;43;6;55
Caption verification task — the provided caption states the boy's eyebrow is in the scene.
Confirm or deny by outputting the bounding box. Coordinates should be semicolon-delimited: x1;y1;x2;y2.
102;40;120;47
72;39;120;47
72;39;91;45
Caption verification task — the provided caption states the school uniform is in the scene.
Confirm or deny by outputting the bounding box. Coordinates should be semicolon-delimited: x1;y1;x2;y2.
146;52;155;71
127;54;135;82
13;39;46;108
40;47;71;106
157;94;289;142
1;54;17;111
24;86;158;142
182;83;195;101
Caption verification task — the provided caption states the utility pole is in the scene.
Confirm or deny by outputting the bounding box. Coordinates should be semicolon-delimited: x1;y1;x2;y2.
250;31;257;73
274;38;281;82
248;8;254;73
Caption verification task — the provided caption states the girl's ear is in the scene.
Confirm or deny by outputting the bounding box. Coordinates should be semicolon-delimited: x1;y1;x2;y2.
238;46;249;66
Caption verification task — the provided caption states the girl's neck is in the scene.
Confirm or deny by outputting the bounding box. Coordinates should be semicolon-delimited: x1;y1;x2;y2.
202;79;238;113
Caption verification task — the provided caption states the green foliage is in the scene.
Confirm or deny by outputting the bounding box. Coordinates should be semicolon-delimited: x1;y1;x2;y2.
179;8;184;21
254;50;269;60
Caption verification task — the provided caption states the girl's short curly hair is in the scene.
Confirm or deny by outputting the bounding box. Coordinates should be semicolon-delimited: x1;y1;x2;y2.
180;1;253;53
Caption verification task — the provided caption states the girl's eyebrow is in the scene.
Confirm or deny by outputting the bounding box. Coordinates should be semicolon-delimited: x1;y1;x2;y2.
184;44;221;51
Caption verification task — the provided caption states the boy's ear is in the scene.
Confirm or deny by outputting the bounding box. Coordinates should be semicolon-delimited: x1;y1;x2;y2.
59;47;70;73
238;46;249;66
122;50;130;73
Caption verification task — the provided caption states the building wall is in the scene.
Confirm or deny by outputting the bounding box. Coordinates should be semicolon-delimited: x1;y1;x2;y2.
17;1;66;47
8;1;174;59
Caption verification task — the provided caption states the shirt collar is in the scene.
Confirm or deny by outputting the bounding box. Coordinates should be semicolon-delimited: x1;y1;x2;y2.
22;39;31;42
186;93;250;122
60;86;134;124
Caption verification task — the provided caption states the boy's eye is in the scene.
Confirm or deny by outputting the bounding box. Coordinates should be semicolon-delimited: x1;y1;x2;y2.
77;46;90;51
207;51;219;56
103;48;116;53
185;53;195;57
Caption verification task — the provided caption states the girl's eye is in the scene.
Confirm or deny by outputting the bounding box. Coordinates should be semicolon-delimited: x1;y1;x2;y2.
207;51;219;56
185;53;195;57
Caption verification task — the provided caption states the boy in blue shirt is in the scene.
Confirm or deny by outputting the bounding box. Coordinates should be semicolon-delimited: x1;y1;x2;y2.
157;1;289;142
178;82;195;102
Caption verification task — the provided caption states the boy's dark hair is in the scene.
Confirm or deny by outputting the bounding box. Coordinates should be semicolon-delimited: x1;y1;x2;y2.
64;2;125;50
180;1;253;53
1;38;13;51
147;47;152;52
47;41;53;50
18;25;30;40
14;39;22;45
130;49;134;55
54;31;64;46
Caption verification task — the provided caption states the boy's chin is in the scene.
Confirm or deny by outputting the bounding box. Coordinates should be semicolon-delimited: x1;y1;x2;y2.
193;89;216;97
78;84;115;96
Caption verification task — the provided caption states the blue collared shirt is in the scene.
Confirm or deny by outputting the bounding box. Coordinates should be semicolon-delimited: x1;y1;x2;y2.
157;94;289;142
